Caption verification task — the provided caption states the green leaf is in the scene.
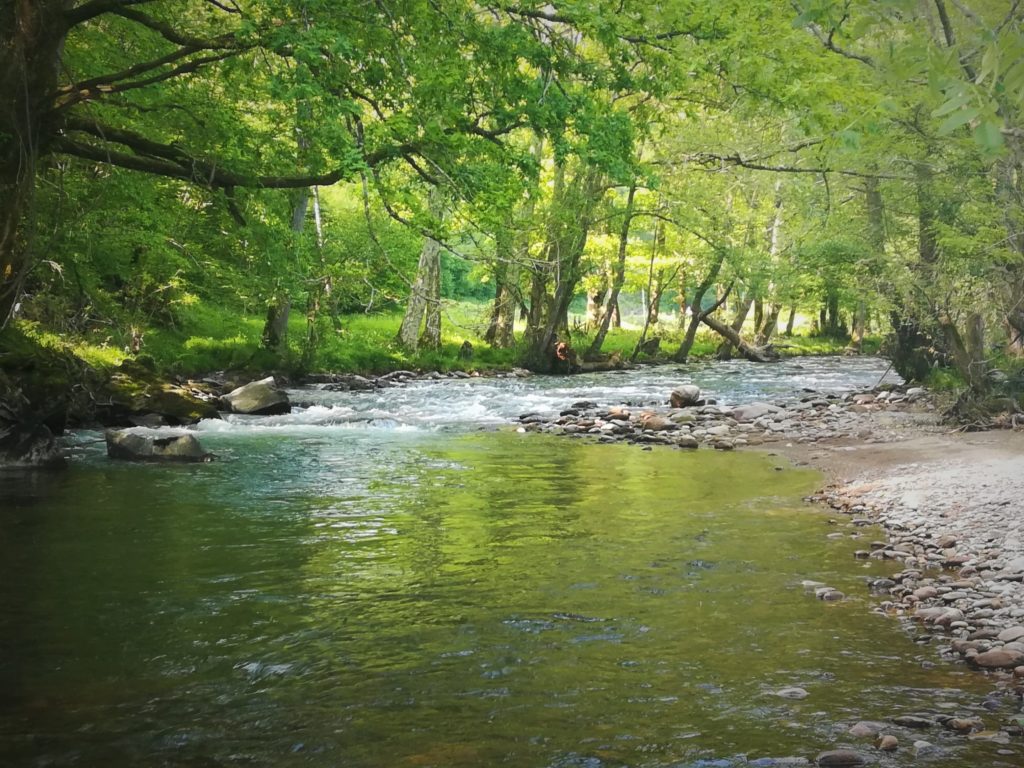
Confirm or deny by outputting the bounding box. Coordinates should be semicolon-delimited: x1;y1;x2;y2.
931;90;971;117
936;106;980;135
973;120;1004;152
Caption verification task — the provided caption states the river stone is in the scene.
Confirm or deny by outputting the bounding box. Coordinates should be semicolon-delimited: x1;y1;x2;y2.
913;740;940;757
676;435;699;449
775;687;809;699
968;649;1024;669
106;430;213;462
730;402;779;422
946;718;982;732
967;730;1010;743
222;376;290;415
848;721;886;737
0;420;65;468
996;625;1024;643
815;749;866;767
875;734;898;751
670;385;701;408
892;715;935;729
639;413;674;431
816;588;845;602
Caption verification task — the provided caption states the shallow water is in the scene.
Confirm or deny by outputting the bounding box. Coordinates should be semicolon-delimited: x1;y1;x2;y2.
1;360;1020;767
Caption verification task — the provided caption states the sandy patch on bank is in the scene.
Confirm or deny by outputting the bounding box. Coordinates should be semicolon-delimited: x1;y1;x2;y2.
768;412;1024;488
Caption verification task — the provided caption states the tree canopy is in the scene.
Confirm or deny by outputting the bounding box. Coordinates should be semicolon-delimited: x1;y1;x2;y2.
2;0;1022;387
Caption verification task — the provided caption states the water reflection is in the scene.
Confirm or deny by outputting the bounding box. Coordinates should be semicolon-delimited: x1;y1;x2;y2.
1;430;1019;767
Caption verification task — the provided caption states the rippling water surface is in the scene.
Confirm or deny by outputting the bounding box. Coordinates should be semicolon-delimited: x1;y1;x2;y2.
1;359;1019;767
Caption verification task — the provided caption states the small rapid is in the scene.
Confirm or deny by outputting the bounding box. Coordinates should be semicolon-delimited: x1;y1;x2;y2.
81;357;901;449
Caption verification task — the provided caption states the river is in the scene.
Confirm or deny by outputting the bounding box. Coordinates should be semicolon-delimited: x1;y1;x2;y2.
1;358;1020;767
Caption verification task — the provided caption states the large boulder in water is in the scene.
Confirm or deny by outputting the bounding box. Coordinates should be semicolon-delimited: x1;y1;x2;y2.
0;421;65;467
0;372;66;467
670;385;701;408
106;430;213;462
221;376;290;415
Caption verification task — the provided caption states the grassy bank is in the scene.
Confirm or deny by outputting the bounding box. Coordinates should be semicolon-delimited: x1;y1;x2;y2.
4;298;879;382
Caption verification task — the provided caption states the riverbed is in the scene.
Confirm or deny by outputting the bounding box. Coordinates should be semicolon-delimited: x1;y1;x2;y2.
1;358;1021;767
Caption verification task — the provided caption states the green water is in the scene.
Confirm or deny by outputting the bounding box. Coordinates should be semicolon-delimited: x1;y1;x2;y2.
0;432;1019;767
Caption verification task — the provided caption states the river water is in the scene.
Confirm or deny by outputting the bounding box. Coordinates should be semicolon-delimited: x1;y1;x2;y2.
1;358;1020;767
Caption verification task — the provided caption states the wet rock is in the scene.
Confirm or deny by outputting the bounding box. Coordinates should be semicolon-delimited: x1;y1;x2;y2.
639;413;674;431
891;715;936;729
996;625;1024;643
945;718;982;733
816;588;845;601
221;376;290;416
775;687;809;699
731;402;780;422
967;730;1010;743
912;740;940;758
669;385;701;408
875;734;898;751
848;721;886;737
106;430;213;463
968;649;1024;669
815;749;867;767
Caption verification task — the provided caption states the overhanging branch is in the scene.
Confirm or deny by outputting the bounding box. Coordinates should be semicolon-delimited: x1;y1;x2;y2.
66;0;158;26
55;117;415;189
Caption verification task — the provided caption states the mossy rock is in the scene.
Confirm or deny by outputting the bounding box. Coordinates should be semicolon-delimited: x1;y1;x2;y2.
147;386;219;423
104;371;219;425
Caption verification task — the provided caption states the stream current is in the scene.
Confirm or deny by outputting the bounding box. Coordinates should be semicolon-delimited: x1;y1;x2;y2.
1;357;1021;767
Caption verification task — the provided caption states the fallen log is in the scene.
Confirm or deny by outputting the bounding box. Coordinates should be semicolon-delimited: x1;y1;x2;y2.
699;313;779;363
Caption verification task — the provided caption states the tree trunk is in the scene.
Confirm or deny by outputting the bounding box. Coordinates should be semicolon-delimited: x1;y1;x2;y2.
0;2;68;329
484;221;520;349
632;225;673;361
784;305;796;336
420;240;442;349
397;186;444;351
851;300;867;352
302;185;328;364
262;187;310;352
716;293;753;359
676;268;688;328
996;140;1024;356
262;298;291;350
673;249;726;362
756;303;782;346
587;184;635;358
700;311;778;363
521;161;603;372
648;273;663;325
585;288;606;331
941;312;988;392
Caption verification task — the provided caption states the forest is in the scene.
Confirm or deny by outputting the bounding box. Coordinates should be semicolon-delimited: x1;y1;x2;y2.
2;0;1023;426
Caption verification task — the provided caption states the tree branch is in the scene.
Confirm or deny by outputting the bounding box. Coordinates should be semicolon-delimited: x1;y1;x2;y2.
56;117;414;189
57;50;239;108
66;0;158;26
111;7;240;49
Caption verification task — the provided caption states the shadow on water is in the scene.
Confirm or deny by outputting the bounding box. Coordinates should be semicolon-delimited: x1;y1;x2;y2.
0;424;1020;767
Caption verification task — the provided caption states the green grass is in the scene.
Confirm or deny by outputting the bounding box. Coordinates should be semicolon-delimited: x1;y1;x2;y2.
5;296;888;382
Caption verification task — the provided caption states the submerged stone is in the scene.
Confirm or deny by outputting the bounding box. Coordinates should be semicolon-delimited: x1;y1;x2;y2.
815;749;867;766
106;430;213;462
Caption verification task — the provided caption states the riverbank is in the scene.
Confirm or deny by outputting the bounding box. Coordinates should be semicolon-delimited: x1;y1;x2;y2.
785;422;1024;673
